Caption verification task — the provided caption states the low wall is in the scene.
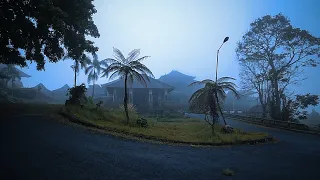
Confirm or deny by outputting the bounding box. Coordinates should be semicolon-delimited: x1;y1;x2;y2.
225;113;320;134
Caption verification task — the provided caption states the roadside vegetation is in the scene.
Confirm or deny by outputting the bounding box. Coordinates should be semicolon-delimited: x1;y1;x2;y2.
61;104;268;144
56;45;270;145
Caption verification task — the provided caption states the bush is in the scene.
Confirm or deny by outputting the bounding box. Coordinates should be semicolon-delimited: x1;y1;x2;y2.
222;125;234;134
65;83;88;106
222;168;234;176
136;117;148;128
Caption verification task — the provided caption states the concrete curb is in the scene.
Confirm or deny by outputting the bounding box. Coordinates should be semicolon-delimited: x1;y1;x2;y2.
232;118;320;136
59;111;275;147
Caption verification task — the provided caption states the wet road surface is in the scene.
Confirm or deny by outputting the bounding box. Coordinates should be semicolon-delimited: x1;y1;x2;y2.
1;114;320;180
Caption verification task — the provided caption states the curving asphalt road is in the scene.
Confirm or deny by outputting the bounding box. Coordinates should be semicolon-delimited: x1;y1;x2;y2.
1;114;320;180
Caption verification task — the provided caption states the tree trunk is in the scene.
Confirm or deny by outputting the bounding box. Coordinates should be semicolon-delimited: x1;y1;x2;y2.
211;123;215;135
215;92;227;125
273;77;282;119
258;92;267;118
92;79;95;98
261;103;267;118
92;70;95;98
268;61;282;120
74;68;77;87
124;74;130;125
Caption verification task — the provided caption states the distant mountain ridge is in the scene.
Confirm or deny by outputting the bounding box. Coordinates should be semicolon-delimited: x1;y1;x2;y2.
159;70;195;82
158;70;200;88
32;83;52;97
52;84;70;93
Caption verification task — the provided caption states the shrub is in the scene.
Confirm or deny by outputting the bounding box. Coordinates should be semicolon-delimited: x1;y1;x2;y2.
65;83;88;106
136;117;148;128
222;168;234;176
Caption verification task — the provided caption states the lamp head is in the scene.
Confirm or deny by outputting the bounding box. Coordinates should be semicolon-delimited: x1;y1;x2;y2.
223;37;229;43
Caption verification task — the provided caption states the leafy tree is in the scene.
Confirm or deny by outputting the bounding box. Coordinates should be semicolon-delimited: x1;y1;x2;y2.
101;48;154;125
85;54;107;98
70;55;92;87
66;83;88;106
188;77;240;134
0;0;100;70
282;93;319;121
236;13;320;119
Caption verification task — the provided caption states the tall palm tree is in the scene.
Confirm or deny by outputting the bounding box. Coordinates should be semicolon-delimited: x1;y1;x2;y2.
71;55;92;87
101;48;154;125
189;77;240;130
85;54;108;98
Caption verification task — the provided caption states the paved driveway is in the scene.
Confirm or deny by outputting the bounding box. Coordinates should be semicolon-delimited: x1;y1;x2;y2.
1;114;320;180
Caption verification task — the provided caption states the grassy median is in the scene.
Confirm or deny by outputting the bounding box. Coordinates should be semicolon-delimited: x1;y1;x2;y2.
1;103;270;144
62;105;269;144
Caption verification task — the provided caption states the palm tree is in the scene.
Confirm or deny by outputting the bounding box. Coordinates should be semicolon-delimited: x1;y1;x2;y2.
85;54;108;98
71;55;92;87
189;77;240;133
101;48;154;125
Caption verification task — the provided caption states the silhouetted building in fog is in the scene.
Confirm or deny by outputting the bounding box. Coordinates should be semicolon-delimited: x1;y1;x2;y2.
0;64;31;88
103;75;174;110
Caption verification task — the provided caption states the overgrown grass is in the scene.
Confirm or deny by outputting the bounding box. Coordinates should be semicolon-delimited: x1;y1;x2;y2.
63;105;269;144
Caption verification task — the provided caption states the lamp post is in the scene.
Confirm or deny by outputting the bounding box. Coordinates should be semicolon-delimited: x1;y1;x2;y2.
215;37;229;82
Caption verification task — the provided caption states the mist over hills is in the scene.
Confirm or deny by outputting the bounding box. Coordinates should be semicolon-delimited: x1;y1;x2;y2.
158;70;203;104
11;69;319;117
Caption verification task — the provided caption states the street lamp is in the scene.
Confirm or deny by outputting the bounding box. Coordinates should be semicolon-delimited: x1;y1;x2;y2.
215;37;229;82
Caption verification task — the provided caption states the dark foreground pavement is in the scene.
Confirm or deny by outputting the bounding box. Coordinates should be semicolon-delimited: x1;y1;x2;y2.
1;114;320;180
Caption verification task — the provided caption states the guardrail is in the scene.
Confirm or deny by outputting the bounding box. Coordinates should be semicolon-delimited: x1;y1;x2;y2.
224;113;320;133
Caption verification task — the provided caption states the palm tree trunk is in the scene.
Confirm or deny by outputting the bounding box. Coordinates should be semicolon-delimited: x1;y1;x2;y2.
92;69;96;98
215;92;227;126
124;74;130;125
211;112;215;135
74;68;77;87
92;79;95;98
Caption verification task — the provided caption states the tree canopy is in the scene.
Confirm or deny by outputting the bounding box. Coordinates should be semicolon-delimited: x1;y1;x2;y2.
188;77;240;130
0;0;100;70
282;93;319;121
236;13;320;119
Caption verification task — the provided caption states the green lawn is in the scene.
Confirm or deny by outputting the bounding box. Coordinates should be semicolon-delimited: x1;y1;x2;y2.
62;105;269;144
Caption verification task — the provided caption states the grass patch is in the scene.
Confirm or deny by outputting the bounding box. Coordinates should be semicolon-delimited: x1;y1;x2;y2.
62;105;269;144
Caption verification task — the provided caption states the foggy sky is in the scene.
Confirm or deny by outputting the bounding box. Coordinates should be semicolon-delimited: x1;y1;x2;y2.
20;0;320;98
